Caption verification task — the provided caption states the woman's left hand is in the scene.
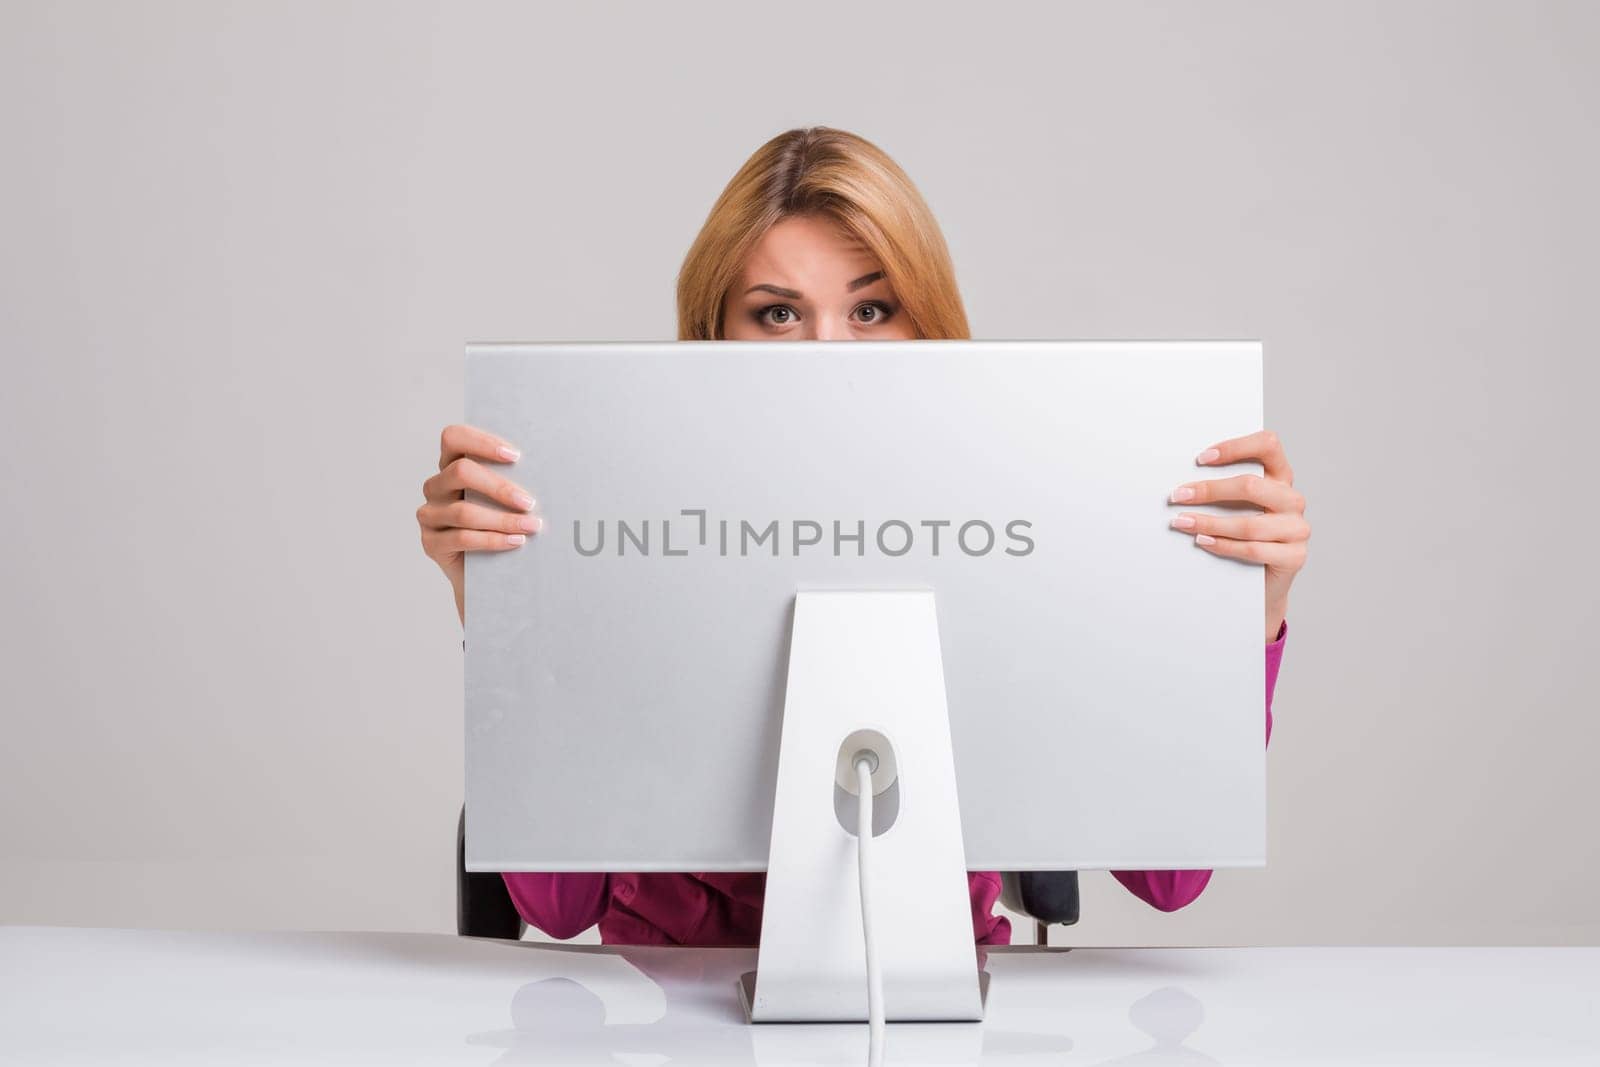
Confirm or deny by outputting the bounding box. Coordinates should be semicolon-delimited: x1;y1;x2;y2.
1168;429;1309;642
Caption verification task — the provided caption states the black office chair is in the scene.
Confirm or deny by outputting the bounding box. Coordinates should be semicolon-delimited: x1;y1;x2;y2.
1000;870;1081;943
456;803;1079;941
456;806;527;940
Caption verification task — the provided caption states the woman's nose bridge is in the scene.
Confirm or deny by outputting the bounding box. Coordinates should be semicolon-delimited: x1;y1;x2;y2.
813;312;851;340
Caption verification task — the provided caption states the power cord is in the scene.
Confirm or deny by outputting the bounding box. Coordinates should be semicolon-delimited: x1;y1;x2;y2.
855;756;885;1060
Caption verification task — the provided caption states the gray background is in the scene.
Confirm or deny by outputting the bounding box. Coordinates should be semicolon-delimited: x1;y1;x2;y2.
1;1;1595;946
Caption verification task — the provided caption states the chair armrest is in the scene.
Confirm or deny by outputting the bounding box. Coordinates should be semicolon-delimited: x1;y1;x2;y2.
999;870;1081;926
457;804;527;940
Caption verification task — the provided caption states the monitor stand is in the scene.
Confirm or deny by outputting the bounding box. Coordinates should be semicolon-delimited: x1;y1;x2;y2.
740;590;987;1023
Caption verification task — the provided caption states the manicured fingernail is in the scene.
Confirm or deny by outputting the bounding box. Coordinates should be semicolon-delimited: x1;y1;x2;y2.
512;491;535;510
506;533;527;546
1195;533;1216;546
518;515;540;533
1171;514;1196;531
1170;486;1196;503
1196;448;1220;464
498;444;522;462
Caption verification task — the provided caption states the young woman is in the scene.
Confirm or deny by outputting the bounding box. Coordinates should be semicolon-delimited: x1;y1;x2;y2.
417;127;1308;946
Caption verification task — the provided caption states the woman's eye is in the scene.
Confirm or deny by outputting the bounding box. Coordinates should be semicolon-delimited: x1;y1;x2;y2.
853;301;895;324
758;305;798;326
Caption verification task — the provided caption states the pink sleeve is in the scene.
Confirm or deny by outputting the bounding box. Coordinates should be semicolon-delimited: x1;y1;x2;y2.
968;870;1013;945
1110;618;1287;912
500;872;611;940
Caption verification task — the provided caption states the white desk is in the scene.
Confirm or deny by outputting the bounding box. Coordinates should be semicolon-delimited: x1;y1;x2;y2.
2;926;1597;1064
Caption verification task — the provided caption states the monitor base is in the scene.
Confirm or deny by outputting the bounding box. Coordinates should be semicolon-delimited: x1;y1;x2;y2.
738;969;990;1025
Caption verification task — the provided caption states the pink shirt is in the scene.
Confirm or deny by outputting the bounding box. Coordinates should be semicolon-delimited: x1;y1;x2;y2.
504;620;1288;946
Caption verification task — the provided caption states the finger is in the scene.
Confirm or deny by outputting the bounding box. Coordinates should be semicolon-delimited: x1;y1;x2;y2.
1195;429;1292;484
417;500;544;535
1170;473;1304;513
1170;511;1310;542
423;457;536;510
421;526;528;555
439;423;521;471
1192;534;1308;569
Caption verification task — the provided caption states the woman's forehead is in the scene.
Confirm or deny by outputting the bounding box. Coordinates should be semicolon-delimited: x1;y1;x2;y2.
738;216;882;290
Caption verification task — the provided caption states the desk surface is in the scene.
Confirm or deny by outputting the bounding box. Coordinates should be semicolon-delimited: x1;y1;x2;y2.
3;926;1597;1065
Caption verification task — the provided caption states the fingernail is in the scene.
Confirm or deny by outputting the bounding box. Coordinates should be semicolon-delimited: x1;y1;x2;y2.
518;514;540;532
513;491;535;510
1195;533;1216;546
1196;448;1220;465
498;444;522;462
507;533;527;546
1170;486;1196;503
1171;514;1196;531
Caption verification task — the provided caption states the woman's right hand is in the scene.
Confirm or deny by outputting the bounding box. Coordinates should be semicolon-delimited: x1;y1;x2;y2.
418;424;542;624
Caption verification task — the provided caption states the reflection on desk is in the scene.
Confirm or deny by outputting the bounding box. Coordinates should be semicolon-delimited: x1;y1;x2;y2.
3;926;1597;1064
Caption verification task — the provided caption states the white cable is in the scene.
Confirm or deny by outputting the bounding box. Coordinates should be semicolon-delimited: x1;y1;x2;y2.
856;756;885;1061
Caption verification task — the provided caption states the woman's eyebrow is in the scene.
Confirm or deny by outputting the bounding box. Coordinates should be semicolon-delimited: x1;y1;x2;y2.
743;271;885;299
744;283;802;299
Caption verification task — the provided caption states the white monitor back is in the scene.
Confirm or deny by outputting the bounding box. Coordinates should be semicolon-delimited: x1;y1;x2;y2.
464;340;1265;873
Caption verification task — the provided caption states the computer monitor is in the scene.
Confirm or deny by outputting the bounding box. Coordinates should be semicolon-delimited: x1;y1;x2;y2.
463;340;1265;877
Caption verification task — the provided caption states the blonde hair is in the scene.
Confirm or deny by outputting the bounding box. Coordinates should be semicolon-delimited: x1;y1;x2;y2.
676;127;971;341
